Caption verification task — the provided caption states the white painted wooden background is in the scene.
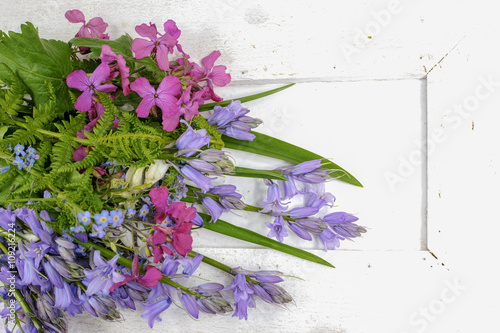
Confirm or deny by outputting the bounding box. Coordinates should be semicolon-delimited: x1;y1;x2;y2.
1;0;499;332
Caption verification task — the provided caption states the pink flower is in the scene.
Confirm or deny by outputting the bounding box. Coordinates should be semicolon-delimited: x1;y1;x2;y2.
191;51;231;102
109;255;163;292
148;187;197;259
65;9;109;39
66;63;117;112
99;44;131;95
131;21;180;71
130;76;181;131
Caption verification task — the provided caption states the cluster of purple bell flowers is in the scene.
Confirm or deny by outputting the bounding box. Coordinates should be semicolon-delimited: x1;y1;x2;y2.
0;203;293;332
261;159;366;250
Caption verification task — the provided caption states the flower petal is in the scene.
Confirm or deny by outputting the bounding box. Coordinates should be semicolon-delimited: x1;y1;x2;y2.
65;9;85;23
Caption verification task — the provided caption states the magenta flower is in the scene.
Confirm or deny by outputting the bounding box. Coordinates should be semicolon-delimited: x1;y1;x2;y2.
109;255;163;292
65;9;109;39
66;63;117;112
99;44;131;95
130;76;181;131
191;51;231;102
131;21;180;71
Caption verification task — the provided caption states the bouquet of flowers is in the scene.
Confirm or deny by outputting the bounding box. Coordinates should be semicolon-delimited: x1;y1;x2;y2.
0;10;364;332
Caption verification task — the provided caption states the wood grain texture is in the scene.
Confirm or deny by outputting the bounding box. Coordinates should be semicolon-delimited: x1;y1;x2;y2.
0;0;497;332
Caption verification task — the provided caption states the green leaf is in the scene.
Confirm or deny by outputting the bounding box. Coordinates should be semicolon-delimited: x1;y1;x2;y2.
0;126;8;139
0;22;74;115
70;34;134;59
232;166;287;181
200;213;334;268
223;132;363;187
198;84;296;111
70;36;160;74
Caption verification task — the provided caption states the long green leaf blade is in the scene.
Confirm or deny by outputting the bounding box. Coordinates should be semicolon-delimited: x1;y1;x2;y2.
232;166;287;181
200;213;334;268
223;132;363;187
198;84;295;111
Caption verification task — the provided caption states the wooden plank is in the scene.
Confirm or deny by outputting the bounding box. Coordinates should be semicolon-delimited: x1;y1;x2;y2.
0;0;481;80
67;249;451;333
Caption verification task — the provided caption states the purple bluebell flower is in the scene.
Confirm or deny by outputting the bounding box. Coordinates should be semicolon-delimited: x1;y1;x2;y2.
0;205;17;230
16;208;42;236
252;283;293;305
146;283;171;303
178;253;203;275
187;159;218;174
25;242;51;268
138;204;149;219
286;206;319;219
281;175;301;199
112;287;136;310
324;212;366;238
230;273;255;320
201;196;226;222
77;211;92;225
192;212;204;226
178;290;199;319
42;259;64;288
94;210;110;225
318;228;342;251
53;281;82;312
286;221;312;241
83;251;125;296
208;101;261;141
306;182;336;209
278;159;331;184
13;143;25;156
175;121;211;157
161;256;180;276
180;164;216;193
265;216;288;243
294;217;328;233
259;180;289;216
109;210;124;228
141;297;172;328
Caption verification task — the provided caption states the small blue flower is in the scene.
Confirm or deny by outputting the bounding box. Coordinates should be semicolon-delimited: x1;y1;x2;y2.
126;208;136;219
109;210;124;228
141;196;152;205
70;225;85;233
12;156;24;170
7;144;12;151
90;223;107;238
0;166;10;174
77;211;92;225
14;144;25;156
138;204;149;218
94;210;110;225
26;146;36;159
25;158;35;172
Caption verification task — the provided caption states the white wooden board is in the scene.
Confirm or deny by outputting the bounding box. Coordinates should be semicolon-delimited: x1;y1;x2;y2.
1;1;499;332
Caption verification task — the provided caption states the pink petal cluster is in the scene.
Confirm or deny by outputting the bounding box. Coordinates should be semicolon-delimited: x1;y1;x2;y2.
132;20;180;71
109;254;163;292
147;186;197;260
65;9;109;39
66;63;117;112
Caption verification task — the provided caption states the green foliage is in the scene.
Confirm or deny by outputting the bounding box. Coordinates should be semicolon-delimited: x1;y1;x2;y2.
0;64;24;125
0;22;74;116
